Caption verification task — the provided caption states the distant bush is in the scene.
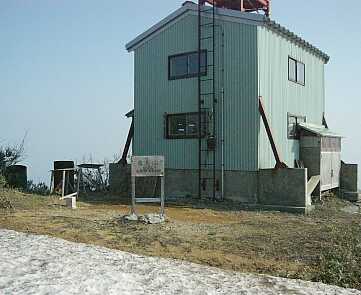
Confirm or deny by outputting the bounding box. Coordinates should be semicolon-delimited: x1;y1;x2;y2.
26;181;50;196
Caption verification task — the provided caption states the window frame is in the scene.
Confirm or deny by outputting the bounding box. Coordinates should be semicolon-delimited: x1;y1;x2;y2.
287;112;306;139
165;112;207;139
168;50;207;81
288;56;305;86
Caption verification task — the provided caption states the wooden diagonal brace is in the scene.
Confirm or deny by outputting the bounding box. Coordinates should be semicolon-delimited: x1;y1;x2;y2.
258;96;288;169
119;118;134;166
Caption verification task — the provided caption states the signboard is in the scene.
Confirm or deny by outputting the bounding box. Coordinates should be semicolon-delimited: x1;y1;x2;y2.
131;156;165;177
130;155;166;216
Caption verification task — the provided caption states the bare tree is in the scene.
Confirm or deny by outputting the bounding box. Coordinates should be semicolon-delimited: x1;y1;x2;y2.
0;135;26;175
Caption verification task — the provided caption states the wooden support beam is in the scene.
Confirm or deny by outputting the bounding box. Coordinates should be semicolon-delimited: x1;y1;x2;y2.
258;96;288;169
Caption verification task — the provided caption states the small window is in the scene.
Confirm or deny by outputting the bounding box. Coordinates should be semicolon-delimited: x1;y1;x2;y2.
297;61;305;85
288;58;297;82
166;112;207;139
288;113;306;139
169;51;207;80
288;57;305;85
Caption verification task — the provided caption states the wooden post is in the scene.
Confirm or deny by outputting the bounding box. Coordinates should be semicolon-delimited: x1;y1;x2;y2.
131;176;136;215
62;170;66;198
160;176;165;216
49;171;54;195
97;167;104;191
240;0;245;11
76;169;80;197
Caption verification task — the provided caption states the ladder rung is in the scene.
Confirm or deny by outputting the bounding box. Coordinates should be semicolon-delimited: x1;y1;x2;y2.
200;78;213;82
200;92;215;96
200;36;213;40
200;22;214;27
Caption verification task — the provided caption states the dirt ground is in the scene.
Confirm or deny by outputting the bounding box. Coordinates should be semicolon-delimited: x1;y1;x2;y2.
1;190;360;289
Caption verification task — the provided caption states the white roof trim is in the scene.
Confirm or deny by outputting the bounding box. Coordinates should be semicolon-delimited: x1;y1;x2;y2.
125;2;329;63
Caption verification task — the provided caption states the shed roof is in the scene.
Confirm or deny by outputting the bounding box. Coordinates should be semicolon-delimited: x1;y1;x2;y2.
299;122;342;138
126;1;329;63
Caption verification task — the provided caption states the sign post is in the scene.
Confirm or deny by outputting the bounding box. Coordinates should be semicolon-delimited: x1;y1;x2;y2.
131;156;165;216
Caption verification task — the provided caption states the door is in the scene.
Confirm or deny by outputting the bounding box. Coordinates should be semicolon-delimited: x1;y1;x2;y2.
331;152;341;188
320;152;332;191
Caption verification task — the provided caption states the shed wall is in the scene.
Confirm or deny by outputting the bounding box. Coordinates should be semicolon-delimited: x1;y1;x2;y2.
257;26;325;169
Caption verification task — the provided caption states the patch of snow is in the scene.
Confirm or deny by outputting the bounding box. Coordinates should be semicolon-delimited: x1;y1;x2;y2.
0;229;360;295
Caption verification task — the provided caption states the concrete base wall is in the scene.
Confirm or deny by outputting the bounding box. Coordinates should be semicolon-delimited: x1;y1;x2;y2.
258;168;309;208
165;169;258;203
109;164;310;212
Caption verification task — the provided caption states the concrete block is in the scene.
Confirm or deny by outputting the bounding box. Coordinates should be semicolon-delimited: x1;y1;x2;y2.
65;197;76;209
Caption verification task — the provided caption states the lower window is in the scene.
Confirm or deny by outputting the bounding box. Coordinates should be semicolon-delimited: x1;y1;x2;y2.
288;113;306;139
165;112;207;139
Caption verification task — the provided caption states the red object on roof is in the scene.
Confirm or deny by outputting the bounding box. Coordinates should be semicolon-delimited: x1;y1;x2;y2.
200;0;270;16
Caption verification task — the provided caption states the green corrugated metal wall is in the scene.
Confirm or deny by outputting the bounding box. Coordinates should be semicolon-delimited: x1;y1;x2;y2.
134;14;258;171
257;26;325;169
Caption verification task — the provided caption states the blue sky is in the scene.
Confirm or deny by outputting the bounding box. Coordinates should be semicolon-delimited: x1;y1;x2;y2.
1;0;360;186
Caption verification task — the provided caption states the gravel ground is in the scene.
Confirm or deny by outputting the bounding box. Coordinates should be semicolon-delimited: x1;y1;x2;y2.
0;229;360;295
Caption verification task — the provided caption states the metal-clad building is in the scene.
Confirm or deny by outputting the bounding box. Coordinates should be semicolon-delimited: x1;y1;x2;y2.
125;2;336;201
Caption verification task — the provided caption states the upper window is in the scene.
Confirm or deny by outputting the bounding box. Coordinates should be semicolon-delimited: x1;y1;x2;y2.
288;113;306;139
165;112;207;139
288;57;305;86
169;51;207;80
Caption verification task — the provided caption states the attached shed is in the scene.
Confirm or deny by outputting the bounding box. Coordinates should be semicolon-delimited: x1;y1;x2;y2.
299;122;342;192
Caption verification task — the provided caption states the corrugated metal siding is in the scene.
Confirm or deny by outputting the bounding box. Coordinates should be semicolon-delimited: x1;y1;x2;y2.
134;15;199;169
222;20;258;171
257;26;325;169
134;13;258;171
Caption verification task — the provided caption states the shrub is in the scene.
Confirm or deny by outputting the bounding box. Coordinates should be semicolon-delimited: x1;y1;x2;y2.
314;224;361;290
26;181;50;196
0;137;26;175
0;174;7;189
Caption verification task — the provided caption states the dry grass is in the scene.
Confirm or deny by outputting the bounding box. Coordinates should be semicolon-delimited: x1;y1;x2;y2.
0;189;360;289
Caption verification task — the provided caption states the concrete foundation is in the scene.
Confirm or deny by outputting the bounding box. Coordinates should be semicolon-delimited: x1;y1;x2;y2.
109;163;311;213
